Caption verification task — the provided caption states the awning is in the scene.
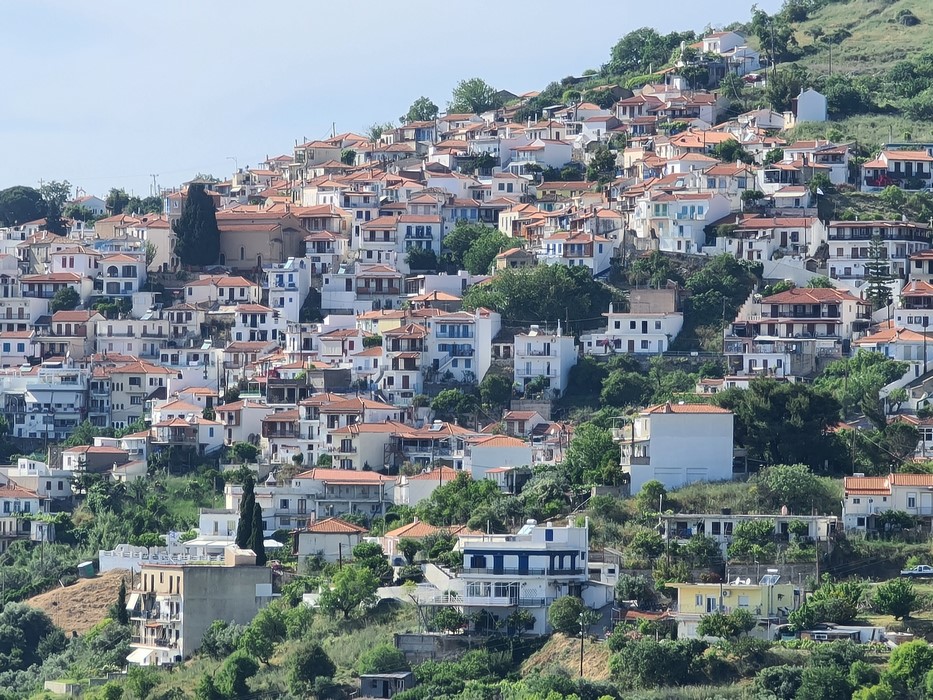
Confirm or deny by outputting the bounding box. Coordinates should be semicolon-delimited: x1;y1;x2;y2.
126;593;140;611
127;647;154;665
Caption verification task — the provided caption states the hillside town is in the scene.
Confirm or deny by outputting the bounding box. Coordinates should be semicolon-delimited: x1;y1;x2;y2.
9;2;933;699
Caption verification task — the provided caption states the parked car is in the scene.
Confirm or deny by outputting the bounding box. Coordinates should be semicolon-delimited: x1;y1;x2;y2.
900;565;933;577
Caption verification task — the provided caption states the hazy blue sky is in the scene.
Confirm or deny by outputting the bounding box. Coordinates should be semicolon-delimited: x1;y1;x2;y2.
0;0;780;198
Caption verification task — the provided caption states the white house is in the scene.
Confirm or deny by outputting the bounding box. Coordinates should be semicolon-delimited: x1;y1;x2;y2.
292;516;367;565
862;151;933;192
429;519;601;635
616;403;735;493
843;472;933;532
265;258;310;324
792;88;827;124
463;435;533;479
513;323;577;397
537;231;614;276
581;303;684;356
394;466;461;507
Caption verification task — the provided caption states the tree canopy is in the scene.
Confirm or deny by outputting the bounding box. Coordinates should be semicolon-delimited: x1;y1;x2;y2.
462;264;624;331
403;96;439;123
0;186;46;226
715;379;842;470
319;564;379;619
449;78;502;113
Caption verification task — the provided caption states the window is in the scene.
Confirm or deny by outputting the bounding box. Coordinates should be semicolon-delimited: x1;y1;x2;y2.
908;494;917;508
280;499;289;509
641;340;649;349
852;498;860;504
655;321;661;330
695;594;703;607
738;595;750;607
629;321;636;330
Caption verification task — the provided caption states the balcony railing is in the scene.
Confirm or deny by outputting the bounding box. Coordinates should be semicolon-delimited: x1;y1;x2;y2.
463;567;546;576
760;310;840;319
356;286;401;297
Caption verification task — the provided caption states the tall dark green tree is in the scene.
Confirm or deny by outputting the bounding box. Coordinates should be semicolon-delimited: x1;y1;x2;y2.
249;502;267;566
236;474;255;549
116;578;129;625
863;233;895;310
173;183;220;266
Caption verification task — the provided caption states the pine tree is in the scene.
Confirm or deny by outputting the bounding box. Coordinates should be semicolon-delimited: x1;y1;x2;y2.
172;183;220;267
235;474;255;549
116;578;129;625
863;233;895;310
249;503;267;566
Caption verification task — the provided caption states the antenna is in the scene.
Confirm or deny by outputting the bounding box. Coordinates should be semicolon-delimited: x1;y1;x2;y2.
149;174;159;197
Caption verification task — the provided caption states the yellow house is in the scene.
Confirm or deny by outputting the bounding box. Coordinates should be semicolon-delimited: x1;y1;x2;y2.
669;576;801;640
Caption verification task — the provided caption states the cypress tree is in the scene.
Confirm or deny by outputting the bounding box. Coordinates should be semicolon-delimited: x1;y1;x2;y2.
249;503;267;566
173;182;220;267
235;474;255;549
116;578;129;625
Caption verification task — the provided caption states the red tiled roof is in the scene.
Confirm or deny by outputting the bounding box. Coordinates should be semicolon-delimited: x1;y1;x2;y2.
300;517;367;534
642;402;732;414
844;475;890;496
294;468;393;483
762;287;861;304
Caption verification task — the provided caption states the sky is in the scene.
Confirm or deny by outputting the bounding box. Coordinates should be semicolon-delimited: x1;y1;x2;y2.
0;0;781;198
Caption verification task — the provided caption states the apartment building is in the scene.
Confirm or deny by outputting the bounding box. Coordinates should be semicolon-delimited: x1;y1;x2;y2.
669;576;801;640
126;548;275;666
826;220;931;283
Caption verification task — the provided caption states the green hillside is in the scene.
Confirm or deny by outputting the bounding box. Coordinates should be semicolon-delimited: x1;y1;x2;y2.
791;0;933;75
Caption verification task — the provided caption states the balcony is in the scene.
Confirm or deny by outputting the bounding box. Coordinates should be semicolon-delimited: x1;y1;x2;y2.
263;428;298;439
621;455;650;466
463;567;546;576
760;310;840;319
356;286;401;297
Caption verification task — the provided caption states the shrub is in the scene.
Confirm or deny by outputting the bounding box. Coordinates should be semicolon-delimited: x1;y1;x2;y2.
357;643;410;674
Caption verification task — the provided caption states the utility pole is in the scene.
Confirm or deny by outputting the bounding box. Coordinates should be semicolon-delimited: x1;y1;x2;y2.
924;317;930;375
578;612;585;677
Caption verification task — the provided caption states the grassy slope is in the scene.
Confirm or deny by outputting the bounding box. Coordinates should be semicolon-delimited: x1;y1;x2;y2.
791;0;933;75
